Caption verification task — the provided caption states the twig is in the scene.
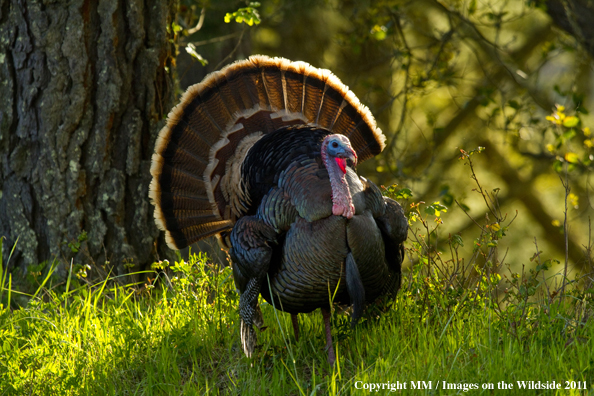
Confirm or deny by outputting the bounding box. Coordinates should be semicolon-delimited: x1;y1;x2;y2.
454;199;486;232
187;7;206;35
189;32;241;48
214;27;247;71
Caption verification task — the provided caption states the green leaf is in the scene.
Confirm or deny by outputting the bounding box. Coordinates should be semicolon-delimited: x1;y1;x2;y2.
563;116;579;128
171;22;183;34
224;3;261;26
571;93;588;113
441;192;454;206
565;152;579;163
452;234;464;247
496;227;507;238
370;25;387;41
468;146;485;155
424;202;448;216
395;188;413;199
68;240;80;253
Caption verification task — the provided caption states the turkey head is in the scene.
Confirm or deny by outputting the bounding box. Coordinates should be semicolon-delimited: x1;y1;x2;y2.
321;134;357;219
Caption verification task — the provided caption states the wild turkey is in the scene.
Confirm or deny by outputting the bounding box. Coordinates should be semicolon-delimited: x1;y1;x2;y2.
149;55;408;364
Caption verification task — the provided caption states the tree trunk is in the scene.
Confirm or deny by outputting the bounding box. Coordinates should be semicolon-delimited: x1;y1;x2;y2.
0;0;178;286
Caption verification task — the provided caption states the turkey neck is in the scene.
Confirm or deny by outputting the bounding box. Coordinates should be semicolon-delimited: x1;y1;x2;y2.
321;140;355;219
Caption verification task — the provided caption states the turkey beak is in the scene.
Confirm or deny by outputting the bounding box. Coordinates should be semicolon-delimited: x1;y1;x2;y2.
334;148;357;174
342;148;357;168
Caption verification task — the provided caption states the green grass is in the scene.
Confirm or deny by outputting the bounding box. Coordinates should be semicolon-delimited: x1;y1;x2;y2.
1;249;593;395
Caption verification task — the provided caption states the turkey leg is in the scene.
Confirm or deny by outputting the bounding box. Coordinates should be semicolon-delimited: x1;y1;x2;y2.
238;277;262;357
230;215;277;358
322;308;336;365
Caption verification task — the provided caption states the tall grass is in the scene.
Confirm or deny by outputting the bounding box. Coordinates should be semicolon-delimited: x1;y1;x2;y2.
1;246;592;394
1;150;593;395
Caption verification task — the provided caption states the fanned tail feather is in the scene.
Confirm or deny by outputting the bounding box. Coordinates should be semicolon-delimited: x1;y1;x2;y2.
150;55;385;250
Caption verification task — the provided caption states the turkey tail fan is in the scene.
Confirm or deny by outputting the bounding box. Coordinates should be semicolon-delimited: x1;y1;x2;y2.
149;55;386;250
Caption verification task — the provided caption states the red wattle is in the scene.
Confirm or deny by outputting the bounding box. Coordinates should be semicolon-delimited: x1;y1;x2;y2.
335;157;347;174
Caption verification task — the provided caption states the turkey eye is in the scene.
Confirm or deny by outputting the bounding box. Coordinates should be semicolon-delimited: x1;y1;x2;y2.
332;142;339;148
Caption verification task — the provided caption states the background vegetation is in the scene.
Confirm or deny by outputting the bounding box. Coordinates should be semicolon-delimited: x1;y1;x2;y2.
173;0;594;272
1;0;594;394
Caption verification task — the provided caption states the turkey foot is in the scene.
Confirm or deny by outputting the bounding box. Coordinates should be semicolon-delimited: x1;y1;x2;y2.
322;308;336;365
291;314;299;341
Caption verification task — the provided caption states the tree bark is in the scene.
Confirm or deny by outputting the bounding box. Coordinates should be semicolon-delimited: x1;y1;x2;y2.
0;0;178;284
